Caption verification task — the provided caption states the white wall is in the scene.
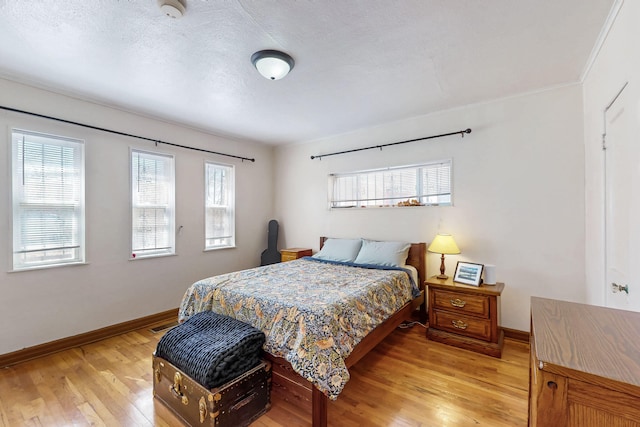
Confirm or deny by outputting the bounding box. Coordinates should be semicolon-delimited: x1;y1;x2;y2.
0;78;274;354
274;85;586;332
583;0;639;305
4;14;619;348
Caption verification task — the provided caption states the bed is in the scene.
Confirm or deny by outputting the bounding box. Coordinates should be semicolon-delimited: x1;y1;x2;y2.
178;237;426;427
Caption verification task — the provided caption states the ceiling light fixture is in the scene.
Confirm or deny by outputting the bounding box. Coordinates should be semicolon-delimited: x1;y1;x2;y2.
159;0;185;19
251;50;295;80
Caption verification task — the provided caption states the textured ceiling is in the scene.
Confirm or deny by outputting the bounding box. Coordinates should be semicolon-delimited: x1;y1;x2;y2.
0;0;615;145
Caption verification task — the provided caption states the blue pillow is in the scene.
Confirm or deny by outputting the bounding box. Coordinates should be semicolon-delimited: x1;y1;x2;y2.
353;239;411;267
312;238;362;263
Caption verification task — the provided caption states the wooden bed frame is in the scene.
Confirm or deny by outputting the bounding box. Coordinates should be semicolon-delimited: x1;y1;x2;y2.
264;237;427;427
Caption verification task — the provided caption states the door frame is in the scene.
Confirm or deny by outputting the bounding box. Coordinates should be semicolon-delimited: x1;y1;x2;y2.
603;81;629;307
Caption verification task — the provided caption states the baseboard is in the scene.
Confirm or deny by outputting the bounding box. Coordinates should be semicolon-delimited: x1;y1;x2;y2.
502;327;529;342
0;311;529;368
0;308;178;368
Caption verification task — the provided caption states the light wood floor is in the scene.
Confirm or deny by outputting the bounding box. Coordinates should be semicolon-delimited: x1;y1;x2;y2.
0;322;530;426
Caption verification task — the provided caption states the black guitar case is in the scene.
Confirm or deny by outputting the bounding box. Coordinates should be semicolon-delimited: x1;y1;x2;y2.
260;220;281;266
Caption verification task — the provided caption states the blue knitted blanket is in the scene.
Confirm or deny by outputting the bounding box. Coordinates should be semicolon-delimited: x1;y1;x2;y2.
155;311;265;389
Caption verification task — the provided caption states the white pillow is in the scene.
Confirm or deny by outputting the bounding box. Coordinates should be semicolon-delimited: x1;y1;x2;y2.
353;239;411;267
312;238;362;263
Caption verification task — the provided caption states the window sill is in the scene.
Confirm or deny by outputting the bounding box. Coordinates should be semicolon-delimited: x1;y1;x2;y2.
330;203;452;210
8;261;89;273
204;245;236;252
129;253;176;261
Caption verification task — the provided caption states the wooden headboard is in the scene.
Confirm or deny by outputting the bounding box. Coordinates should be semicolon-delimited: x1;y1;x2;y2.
319;237;426;290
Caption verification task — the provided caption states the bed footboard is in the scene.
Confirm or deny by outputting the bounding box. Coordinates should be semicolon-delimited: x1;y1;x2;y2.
265;291;424;427
265;353;314;412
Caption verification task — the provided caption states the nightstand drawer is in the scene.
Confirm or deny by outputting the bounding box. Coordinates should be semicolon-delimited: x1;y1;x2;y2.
432;289;490;318
432;310;491;341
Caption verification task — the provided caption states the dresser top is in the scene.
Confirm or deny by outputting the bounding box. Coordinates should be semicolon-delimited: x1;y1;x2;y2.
531;297;640;393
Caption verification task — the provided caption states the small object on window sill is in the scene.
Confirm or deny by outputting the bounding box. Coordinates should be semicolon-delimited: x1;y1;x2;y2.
397;199;423;207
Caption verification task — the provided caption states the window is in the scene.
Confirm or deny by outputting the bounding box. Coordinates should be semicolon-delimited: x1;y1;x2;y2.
330;160;452;208
11;129;85;270
205;162;235;249
131;149;175;258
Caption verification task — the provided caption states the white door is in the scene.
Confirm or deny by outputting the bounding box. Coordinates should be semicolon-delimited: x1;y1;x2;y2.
604;84;640;311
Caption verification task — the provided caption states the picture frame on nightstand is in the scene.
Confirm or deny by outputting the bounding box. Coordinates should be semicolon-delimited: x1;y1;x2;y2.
453;261;484;286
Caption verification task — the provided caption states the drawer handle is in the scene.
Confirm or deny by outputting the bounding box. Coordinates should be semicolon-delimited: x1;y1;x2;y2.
450;298;466;308
452;320;468;330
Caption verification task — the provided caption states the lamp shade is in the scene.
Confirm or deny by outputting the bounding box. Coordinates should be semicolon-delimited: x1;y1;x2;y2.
251;50;295;80
427;234;460;255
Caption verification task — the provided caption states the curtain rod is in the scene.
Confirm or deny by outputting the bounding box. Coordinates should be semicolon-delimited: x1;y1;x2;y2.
0;105;256;163
310;128;471;160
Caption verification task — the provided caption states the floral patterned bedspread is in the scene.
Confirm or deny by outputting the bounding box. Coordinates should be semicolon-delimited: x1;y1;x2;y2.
178;257;417;400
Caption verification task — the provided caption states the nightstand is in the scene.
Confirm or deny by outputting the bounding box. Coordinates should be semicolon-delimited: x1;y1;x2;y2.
426;276;504;358
280;248;312;262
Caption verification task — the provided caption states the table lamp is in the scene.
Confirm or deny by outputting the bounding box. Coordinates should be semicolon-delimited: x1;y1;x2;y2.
427;234;461;279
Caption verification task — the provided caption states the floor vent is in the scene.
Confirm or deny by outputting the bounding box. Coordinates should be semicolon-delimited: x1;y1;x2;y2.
149;321;178;333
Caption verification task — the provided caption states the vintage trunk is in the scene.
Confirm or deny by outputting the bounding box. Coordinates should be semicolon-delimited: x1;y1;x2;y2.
153;355;271;427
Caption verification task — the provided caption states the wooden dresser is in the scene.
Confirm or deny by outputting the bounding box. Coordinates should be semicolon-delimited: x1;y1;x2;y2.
529;297;640;426
426;276;504;357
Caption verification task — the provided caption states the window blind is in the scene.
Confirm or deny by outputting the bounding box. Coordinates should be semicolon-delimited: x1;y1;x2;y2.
131;149;175;258
11;129;85;269
330;160;452;208
205;162;235;249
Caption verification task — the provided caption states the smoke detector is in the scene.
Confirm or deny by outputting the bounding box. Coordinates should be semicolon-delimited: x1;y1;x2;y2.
159;0;185;19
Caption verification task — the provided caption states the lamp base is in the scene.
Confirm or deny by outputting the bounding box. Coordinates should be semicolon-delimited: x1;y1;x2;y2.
437;254;448;280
